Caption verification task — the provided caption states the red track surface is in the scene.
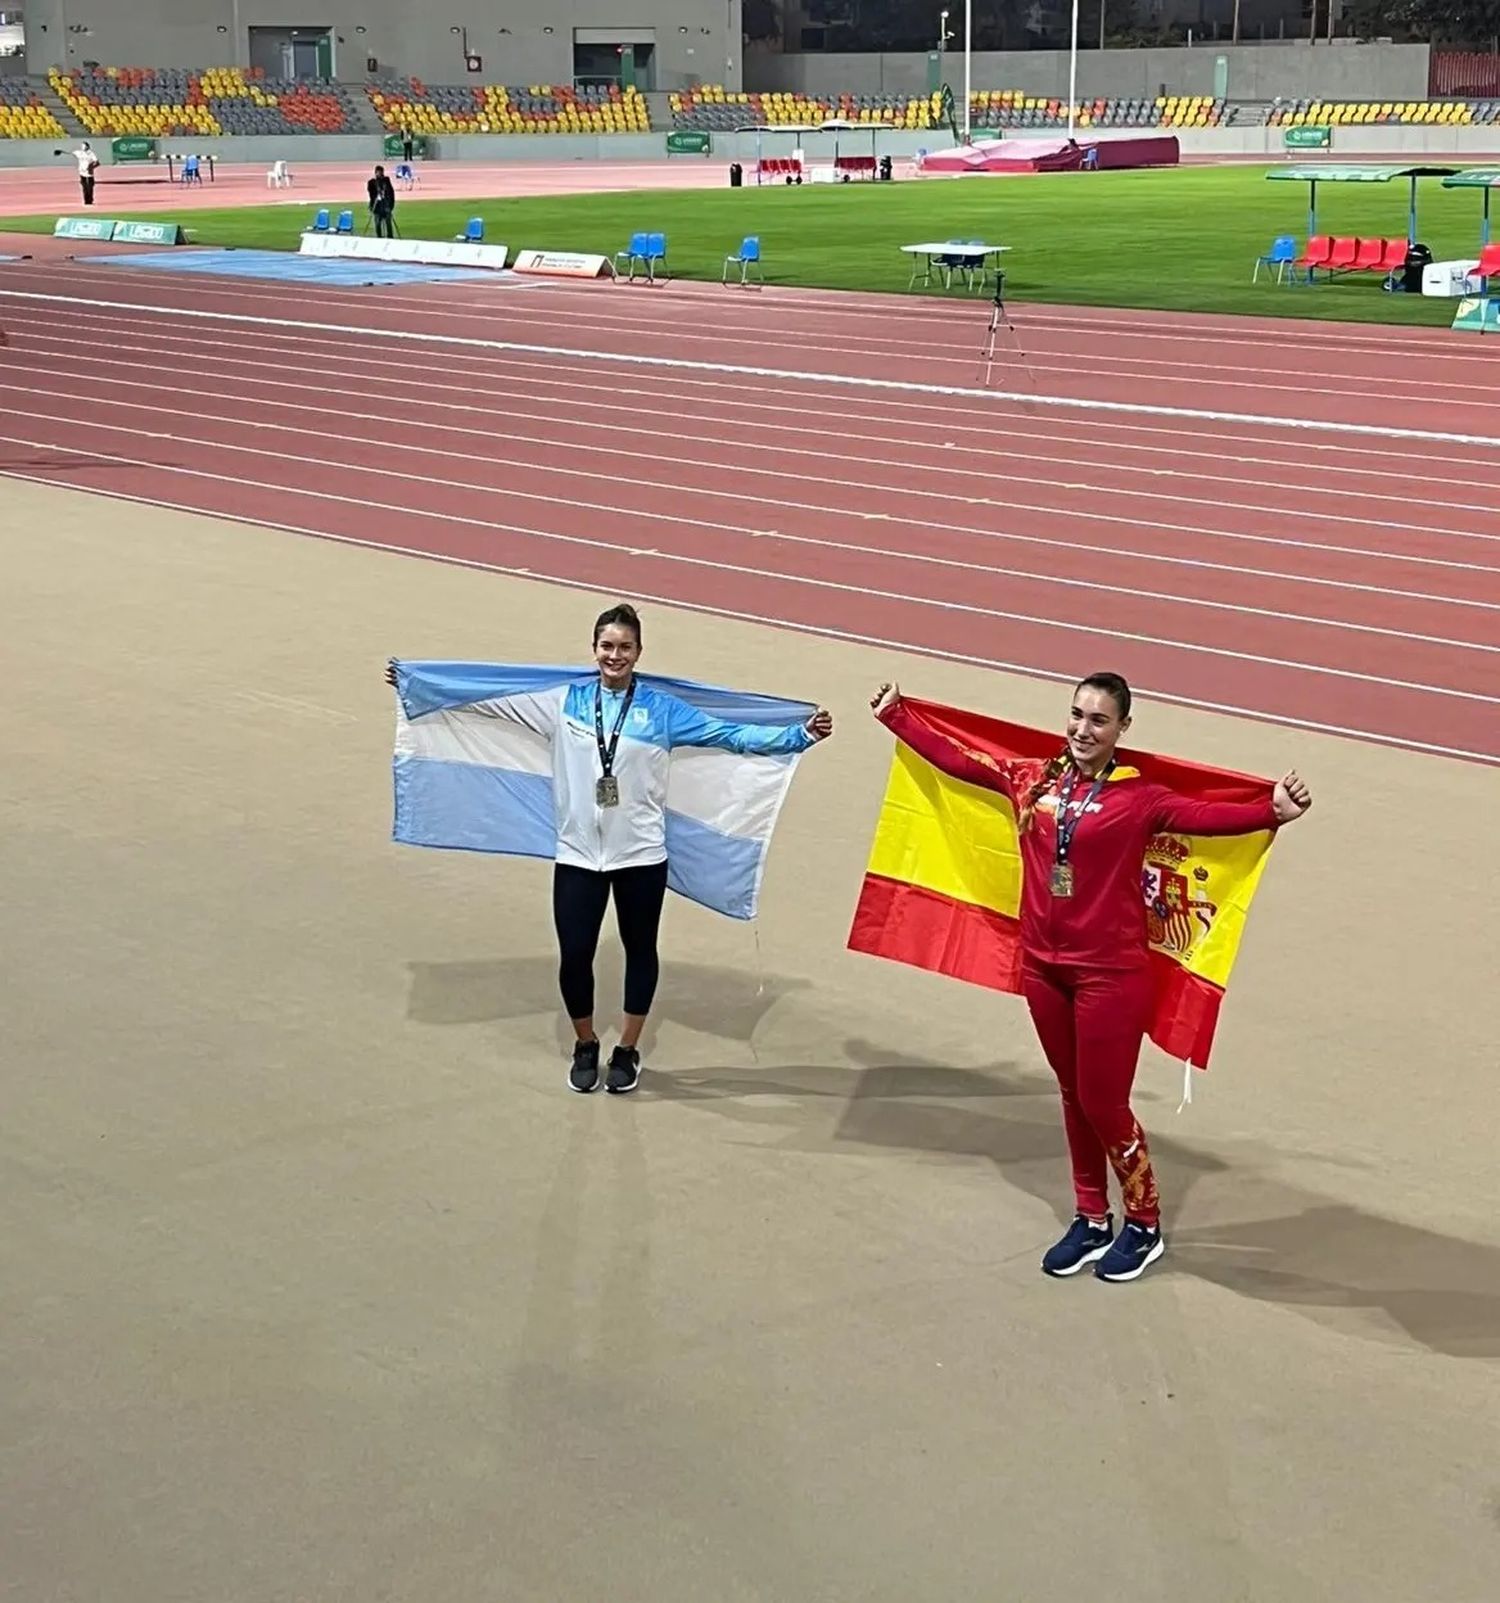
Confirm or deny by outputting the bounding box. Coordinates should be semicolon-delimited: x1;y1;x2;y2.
2;254;1499;764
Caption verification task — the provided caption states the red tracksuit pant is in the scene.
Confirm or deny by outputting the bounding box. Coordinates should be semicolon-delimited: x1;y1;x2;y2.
1021;957;1161;1227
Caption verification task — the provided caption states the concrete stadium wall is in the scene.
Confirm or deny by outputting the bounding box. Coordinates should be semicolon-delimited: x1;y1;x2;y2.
6;122;1500;174
19;0;743;91
746;43;1435;104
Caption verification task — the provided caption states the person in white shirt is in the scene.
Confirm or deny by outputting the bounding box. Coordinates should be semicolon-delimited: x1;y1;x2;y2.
72;143;100;206
387;603;834;1094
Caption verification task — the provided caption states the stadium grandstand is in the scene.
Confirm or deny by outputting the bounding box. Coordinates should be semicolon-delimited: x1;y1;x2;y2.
670;87;940;130
0;64;1497;144
0;77;64;140
670;89;1236;132
1266;97;1500;126
369;81;649;136
968;91;1226;129
49;65;360;137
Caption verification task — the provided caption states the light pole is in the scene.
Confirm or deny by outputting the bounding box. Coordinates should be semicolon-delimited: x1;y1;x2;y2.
1067;0;1080;138
963;0;973;142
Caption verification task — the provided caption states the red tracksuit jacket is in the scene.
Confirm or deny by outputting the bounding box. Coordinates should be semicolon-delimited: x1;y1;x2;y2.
879;699;1279;971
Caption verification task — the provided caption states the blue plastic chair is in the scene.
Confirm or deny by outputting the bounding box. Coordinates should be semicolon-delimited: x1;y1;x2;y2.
722;235;763;287
614;230;651;281
1253;234;1299;284
935;240;984;290
455;216;483;242
646;232;668;281
311;207;331;233
335;209;354;235
959;238;992;292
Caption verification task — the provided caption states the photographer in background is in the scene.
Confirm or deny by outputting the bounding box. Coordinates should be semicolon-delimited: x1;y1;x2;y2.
366;164;396;239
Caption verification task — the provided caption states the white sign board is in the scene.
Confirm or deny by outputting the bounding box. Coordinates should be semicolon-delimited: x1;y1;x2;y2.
299;231;509;270
511;249;615;279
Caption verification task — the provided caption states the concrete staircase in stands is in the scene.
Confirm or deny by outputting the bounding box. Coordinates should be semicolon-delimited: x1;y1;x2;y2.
31;75;86;138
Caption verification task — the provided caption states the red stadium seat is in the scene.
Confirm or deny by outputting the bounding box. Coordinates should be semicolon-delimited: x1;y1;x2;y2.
1350;238;1385;271
1296;235;1333;273
1377;237;1409;272
1324;237;1360;272
1475;242;1500;279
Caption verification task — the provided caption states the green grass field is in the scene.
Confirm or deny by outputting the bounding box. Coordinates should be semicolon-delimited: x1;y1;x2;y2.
9;164;1487;324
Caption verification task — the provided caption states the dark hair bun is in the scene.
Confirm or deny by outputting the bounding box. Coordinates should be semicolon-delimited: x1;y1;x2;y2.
593;603;642;646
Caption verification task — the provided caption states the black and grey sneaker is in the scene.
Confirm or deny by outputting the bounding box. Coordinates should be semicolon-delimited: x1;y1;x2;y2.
1041;1213;1115;1278
605;1044;641;1095
1095;1220;1166;1283
569;1039;601;1094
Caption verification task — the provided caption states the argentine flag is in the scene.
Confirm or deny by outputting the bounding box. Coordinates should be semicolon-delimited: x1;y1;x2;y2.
390;662;818;920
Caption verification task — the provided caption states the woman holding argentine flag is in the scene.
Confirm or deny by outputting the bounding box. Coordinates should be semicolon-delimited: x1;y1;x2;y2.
388;604;832;1096
868;674;1310;1284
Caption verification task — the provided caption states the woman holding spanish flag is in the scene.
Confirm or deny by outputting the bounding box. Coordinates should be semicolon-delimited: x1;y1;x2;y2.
870;675;1311;1283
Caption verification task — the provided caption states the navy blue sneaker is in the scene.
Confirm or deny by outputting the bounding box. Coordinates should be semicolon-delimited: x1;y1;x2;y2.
1041;1214;1115;1277
605;1045;641;1095
1095;1220;1166;1283
569;1039;601;1094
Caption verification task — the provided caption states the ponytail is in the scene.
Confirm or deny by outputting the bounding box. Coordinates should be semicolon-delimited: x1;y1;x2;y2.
1017;750;1070;834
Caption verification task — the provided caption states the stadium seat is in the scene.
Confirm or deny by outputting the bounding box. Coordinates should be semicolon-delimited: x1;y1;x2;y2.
1349;238;1385;272
310;208;331;232
1324;237;1360;273
335;210;354;234
1296;236;1333;277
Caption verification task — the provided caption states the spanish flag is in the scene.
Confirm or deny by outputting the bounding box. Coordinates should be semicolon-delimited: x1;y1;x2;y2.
847;699;1276;1070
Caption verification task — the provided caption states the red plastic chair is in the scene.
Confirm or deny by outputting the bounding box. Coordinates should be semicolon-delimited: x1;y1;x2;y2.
1475;242;1500;280
1296;235;1333;278
1351;238;1385;271
1324;237;1360;273
1377;237;1410;272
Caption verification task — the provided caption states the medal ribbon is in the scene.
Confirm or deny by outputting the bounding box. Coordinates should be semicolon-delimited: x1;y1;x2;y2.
1054;762;1114;873
595;677;636;782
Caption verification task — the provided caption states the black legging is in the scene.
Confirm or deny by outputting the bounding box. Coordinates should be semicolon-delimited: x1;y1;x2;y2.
553;860;670;1021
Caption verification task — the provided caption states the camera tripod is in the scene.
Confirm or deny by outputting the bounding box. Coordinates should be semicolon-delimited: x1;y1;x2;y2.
979;271;1036;388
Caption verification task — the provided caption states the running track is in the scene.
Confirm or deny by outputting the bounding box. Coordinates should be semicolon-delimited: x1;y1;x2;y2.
2;253;1499;765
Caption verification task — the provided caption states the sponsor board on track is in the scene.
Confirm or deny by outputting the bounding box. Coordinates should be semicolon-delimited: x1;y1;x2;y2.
112;220;185;245
298;233;509;270
510;249;615;279
54;216;118;240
